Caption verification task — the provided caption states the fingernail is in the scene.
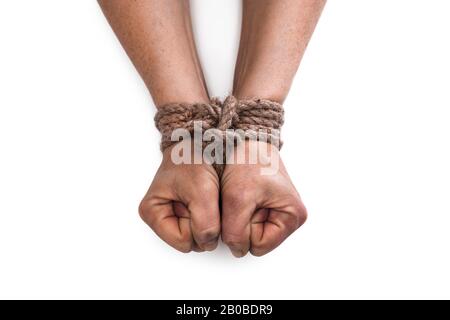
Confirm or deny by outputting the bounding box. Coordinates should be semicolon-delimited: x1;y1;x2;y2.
231;248;246;258
203;240;218;251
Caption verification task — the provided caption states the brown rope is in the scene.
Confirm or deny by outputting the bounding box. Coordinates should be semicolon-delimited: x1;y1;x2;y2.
154;96;284;177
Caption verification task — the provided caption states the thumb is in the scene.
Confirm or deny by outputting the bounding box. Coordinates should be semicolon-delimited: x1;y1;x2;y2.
221;190;255;257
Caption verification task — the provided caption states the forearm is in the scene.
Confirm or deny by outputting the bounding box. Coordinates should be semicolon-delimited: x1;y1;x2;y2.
234;0;326;103
98;0;208;106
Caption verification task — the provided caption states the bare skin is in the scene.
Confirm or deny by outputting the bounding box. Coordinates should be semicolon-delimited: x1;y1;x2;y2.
99;0;220;252
221;140;307;257
224;0;326;257
139;142;220;252
234;0;327;103
98;0;326;256
98;0;209;106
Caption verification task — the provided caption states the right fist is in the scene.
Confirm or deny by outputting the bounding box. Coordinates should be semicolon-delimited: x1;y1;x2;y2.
139;143;221;253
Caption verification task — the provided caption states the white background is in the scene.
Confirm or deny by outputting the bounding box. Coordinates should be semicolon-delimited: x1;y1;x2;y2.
0;0;449;299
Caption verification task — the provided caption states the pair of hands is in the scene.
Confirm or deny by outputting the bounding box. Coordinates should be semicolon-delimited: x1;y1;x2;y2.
139;140;307;257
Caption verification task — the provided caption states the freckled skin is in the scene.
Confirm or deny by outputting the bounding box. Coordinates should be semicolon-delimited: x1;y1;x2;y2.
98;0;326;256
234;0;327;103
98;0;209;106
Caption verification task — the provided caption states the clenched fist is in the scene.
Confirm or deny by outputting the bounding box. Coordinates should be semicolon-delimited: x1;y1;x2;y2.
139;142;221;253
221;140;307;257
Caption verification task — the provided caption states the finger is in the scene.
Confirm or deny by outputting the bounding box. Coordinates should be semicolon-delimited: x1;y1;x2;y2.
250;217;286;257
221;191;255;258
188;195;221;251
173;201;207;252
250;204;307;257
249;207;270;247
191;242;204;253
139;199;193;253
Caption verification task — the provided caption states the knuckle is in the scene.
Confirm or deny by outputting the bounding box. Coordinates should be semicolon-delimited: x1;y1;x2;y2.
291;199;308;229
250;246;268;257
222;233;246;248
138;197;164;229
138;199;153;223
174;241;192;254
250;239;272;257
250;239;277;257
195;225;220;244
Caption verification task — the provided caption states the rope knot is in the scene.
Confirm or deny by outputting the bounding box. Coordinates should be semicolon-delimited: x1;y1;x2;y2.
155;95;284;176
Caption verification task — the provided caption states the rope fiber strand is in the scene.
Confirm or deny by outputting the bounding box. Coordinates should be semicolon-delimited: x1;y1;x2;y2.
154;96;284;177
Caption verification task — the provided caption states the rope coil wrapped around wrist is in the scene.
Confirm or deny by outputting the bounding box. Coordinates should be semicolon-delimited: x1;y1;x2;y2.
154;95;284;177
